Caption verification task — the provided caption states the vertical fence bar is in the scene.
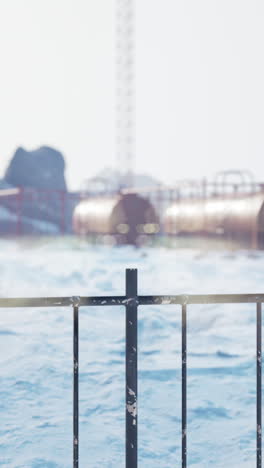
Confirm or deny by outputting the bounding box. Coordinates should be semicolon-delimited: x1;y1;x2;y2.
16;189;22;236
60;191;66;235
126;269;138;468
257;302;262;468
73;305;79;468
182;304;187;468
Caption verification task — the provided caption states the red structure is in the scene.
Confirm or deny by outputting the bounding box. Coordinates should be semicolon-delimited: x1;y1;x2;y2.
1;171;264;249
0;188;82;236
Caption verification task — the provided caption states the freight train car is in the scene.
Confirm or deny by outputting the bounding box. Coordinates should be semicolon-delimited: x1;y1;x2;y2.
164;192;264;248
73;193;159;245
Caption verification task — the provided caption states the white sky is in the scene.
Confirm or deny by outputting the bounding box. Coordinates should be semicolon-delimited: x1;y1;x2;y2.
0;0;263;190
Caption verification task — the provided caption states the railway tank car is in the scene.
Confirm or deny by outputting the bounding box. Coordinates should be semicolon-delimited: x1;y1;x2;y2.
164;192;264;249
73;192;159;245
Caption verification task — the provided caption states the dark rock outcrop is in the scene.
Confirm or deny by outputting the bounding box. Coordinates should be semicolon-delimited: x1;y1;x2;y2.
0;146;75;234
5;146;67;191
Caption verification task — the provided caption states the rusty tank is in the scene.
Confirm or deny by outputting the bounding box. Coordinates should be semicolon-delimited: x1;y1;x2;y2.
73;192;159;245
164;192;264;248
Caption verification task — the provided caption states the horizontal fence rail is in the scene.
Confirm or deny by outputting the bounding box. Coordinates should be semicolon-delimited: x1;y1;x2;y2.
1;293;264;308
0;269;262;467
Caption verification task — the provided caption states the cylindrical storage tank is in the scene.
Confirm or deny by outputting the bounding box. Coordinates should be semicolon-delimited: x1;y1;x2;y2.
73;193;159;245
164;192;264;248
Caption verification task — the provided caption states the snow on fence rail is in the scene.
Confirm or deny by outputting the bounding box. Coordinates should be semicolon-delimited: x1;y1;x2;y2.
0;269;262;467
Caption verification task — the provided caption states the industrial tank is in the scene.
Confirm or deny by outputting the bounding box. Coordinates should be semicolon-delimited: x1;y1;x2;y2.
164;192;264;248
73;193;159;245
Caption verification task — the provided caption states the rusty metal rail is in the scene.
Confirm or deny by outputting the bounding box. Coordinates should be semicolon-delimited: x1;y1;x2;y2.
0;269;262;467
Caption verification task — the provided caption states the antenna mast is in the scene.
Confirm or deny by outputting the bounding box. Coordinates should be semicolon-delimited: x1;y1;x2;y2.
116;0;135;188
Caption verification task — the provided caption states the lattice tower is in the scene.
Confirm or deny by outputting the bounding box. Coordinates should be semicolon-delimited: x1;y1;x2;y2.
116;0;135;188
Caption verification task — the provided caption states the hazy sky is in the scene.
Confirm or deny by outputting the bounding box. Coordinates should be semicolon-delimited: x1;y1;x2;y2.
0;0;263;189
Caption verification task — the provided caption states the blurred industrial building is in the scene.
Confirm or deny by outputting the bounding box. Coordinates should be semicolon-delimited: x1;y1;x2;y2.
0;149;263;249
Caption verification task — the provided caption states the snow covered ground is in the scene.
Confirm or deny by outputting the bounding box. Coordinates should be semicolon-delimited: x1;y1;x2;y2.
0;237;263;467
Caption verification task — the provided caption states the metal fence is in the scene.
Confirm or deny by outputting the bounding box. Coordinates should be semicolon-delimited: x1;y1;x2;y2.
1;268;262;467
0;188;81;235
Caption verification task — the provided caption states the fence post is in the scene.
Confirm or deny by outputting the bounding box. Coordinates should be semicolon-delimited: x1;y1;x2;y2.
126;269;138;468
257;302;262;468
182;304;187;468
73;303;79;468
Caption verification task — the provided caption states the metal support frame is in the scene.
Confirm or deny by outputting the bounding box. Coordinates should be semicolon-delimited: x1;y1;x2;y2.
257;302;262;468
0;269;262;467
116;0;135;187
126;269;138;467
182;304;187;468
73;304;79;468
